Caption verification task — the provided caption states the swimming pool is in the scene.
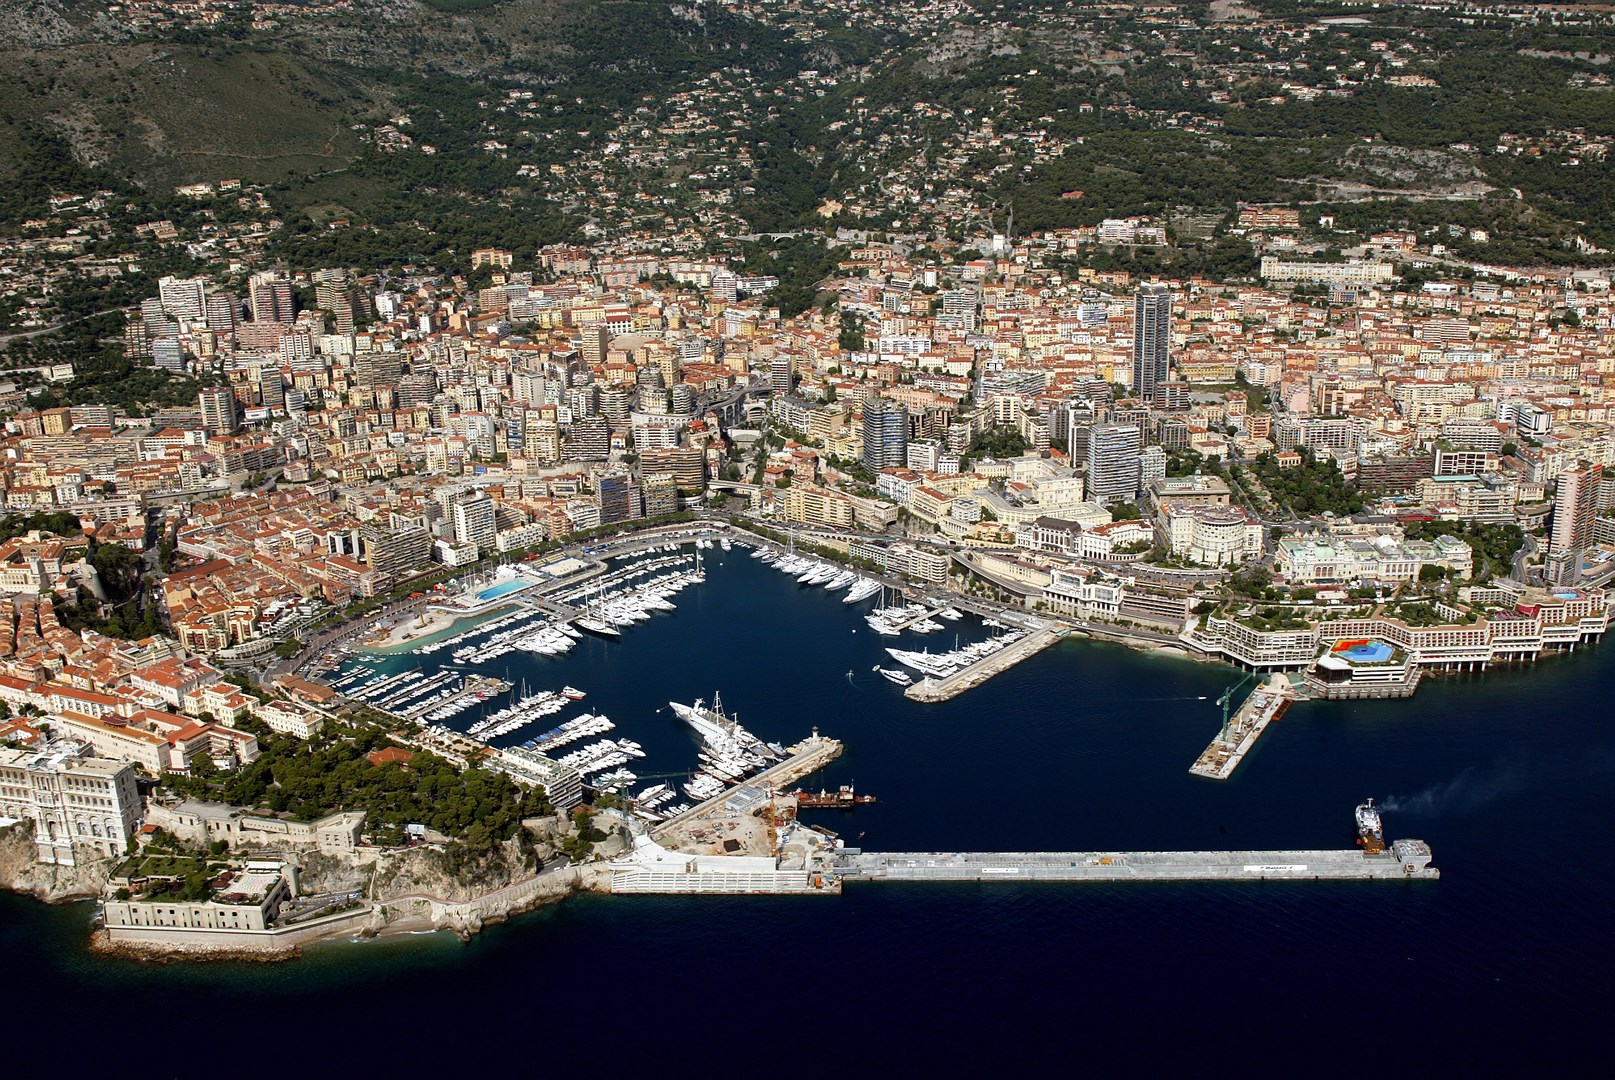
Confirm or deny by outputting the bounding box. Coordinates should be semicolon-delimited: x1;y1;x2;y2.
475;579;531;602
1333;639;1394;664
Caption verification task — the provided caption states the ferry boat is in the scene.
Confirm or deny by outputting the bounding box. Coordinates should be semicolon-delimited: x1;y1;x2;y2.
1356;798;1386;854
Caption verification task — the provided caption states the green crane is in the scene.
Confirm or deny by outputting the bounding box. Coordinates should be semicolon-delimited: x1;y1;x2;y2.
1217;670;1259;741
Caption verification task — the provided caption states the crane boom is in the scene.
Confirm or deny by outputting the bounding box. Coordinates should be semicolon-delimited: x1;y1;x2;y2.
1218;670;1259;740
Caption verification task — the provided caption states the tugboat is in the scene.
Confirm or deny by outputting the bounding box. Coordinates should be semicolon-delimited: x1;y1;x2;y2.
1355;797;1386;854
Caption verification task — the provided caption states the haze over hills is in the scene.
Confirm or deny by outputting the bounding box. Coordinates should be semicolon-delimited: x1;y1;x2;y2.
0;0;1612;272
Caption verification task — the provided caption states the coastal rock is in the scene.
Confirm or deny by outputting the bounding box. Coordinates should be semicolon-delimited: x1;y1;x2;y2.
0;821;112;904
88;928;300;964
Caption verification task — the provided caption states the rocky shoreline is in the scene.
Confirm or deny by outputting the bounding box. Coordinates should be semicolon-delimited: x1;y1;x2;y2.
2;812;617;963
88;928;304;963
1;849;610;964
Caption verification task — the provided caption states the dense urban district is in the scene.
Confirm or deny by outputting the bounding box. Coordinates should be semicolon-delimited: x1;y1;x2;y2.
0;0;1611;953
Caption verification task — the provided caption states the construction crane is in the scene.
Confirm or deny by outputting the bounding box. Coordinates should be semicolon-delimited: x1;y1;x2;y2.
1217;670;1259;741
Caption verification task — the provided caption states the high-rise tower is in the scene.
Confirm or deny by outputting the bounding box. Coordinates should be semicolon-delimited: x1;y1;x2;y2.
1132;283;1172;402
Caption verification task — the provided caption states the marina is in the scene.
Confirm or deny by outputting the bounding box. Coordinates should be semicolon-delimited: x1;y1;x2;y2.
16;518;1609;1077
309;530;1085;835
316;533;1441;899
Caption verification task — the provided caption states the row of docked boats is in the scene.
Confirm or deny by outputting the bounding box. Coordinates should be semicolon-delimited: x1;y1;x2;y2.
465;686;582;740
865;599;964;636
574;566;703;637
339;666;426;701
669;694;783;802
632;783;680;811
762;550;858;591
522;710;614;752
417;676;510;724
885;627;1030;680
337;667;512;725
754;546;883;603
554;735;648;782
452;614;580;664
329;664;378;689
559;551;695;601
592;767;639;793
390;673;472;716
414;606;542;658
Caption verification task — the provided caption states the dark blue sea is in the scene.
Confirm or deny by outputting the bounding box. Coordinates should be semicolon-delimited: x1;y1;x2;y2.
5;546;1612;1073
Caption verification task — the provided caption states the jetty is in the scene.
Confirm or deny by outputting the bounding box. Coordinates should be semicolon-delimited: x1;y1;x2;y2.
879;604;951;633
837;841;1438;882
904;627;1065;702
651;731;844;840
1189;675;1294;780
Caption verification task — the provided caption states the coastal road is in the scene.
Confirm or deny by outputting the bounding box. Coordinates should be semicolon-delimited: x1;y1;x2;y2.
948;548;1196;649
1512;532;1539;584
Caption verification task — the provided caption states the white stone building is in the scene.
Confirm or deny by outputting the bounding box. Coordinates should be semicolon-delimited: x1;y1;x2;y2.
0;741;142;865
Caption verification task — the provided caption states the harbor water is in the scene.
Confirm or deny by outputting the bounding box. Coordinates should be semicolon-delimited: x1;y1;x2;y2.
5;545;1613;1071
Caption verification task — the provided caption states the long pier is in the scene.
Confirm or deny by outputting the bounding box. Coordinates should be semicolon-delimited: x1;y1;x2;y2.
838;841;1438;882
904;628;1065;702
1189;676;1294;780
651;733;844;840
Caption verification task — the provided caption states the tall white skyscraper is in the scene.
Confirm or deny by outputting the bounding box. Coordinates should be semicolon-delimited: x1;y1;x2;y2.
1086;423;1143;505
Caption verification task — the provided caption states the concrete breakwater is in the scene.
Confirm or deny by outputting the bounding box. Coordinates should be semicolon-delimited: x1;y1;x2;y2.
837;841;1439;882
903;628;1066;702
1189;675;1295;780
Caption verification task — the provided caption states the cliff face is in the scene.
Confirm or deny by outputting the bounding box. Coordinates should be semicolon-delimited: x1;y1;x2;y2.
0;821;112;903
0;820;591;955
371;838;541;904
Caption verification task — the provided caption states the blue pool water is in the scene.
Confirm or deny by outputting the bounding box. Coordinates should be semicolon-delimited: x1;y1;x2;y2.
1339;640;1394;663
474;578;531;601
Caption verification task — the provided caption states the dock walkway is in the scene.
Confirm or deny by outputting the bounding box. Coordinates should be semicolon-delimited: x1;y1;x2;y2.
839;843;1438;882
879;604;950;634
1188;677;1293;780
904;628;1065;702
651;734;844;840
